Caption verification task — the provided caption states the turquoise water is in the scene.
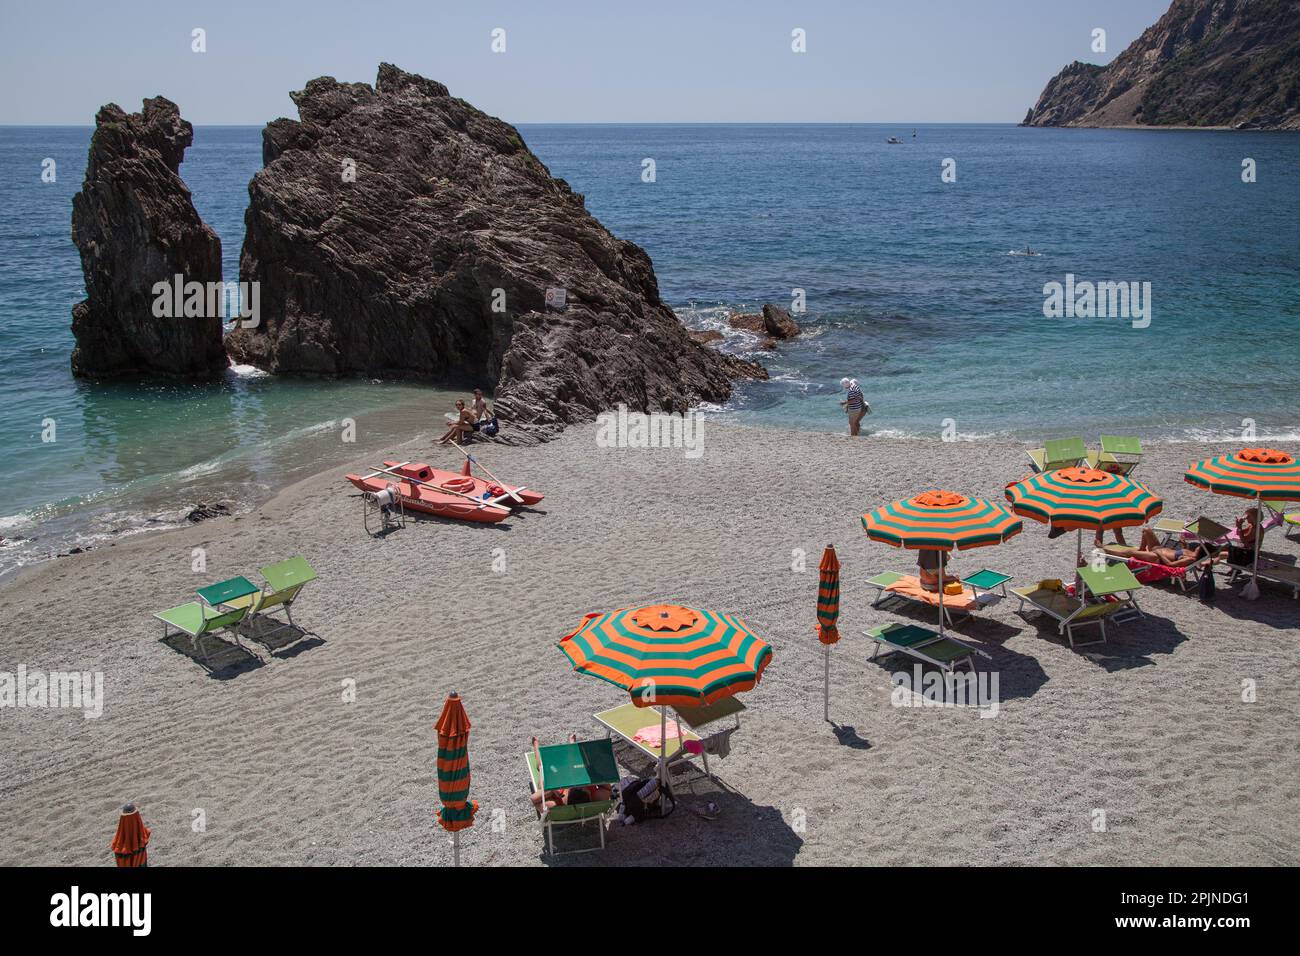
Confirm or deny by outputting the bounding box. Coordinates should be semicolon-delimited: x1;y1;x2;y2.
1;123;1298;575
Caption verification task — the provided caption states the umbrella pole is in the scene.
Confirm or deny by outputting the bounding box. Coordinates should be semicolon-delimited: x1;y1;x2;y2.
823;643;830;722
1075;529;1084;595
452;830;460;867
1246;493;1263;600
658;706;668;786
937;551;946;636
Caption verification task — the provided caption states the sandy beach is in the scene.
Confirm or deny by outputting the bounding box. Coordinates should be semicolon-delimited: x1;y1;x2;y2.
0;421;1296;867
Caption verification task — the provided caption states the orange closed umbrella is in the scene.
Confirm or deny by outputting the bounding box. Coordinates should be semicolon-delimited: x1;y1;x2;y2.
111;803;150;868
435;692;477;866
815;545;840;721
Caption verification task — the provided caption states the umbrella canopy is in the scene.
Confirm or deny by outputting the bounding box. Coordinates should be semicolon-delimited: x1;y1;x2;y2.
862;489;1022;551
862;490;1022;638
1184;447;1300;500
1185;447;1300;600
1004;467;1162;531
816;544;841;645
111;803;150;868
435;692;478;834
559;604;772;708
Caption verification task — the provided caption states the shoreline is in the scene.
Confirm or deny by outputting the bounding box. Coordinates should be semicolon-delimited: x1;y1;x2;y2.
1;419;1296;865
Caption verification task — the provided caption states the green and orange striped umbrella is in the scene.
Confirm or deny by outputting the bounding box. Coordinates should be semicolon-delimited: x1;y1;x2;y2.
862;490;1022;636
815;545;841;646
1184;447;1300;500
435;692;477;864
558;603;772;781
1185;447;1300;599
862;489;1023;551
1005;466;1163;532
815;545;840;722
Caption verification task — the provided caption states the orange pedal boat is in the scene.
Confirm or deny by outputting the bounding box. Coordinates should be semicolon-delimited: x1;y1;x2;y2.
345;460;543;524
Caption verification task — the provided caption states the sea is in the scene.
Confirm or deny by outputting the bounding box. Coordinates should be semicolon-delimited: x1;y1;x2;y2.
2;123;1298;578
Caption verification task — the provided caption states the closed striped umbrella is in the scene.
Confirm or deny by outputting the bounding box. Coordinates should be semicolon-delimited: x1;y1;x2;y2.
815;544;841;722
435;692;477;865
862;490;1022;636
1005;466;1162;591
1185;448;1300;599
558;604;772;781
816;545;841;645
110;803;150;868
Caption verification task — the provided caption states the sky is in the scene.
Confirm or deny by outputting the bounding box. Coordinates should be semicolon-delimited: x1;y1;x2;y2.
0;0;1172;125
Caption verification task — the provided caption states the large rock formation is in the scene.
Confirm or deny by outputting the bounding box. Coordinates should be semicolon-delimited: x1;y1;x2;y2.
1023;0;1300;129
227;64;763;435
71;98;226;379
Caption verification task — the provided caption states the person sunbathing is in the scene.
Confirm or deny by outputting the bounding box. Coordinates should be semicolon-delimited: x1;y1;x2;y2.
1235;506;1261;550
530;735;612;813
438;400;476;445
917;549;959;592
1107;528;1212;568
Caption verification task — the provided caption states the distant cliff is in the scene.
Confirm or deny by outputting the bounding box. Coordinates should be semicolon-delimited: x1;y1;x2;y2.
227;64;763;436
1023;0;1300;129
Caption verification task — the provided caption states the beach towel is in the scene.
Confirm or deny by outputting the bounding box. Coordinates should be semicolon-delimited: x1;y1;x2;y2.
634;721;683;747
885;575;980;611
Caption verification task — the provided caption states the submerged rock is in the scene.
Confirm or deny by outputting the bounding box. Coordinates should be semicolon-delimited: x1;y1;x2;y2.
70;97;226;379
226;64;764;437
185;502;231;523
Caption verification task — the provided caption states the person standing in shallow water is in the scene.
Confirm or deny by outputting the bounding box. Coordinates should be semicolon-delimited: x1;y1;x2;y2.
840;377;867;436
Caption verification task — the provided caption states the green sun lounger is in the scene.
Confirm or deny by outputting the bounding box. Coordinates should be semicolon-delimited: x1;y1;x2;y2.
865;622;989;673
1011;565;1143;648
1026;437;1087;473
220;556;318;637
525;738;620;854
153;600;252;661
1086;435;1143;475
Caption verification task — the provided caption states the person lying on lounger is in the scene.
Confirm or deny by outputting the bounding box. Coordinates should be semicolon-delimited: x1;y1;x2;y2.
917;549;959;592
438;400;476;445
1106;528;1213;568
530;735;613;812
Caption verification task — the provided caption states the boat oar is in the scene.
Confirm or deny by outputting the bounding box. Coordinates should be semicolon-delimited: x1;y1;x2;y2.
449;441;524;505
367;467;511;515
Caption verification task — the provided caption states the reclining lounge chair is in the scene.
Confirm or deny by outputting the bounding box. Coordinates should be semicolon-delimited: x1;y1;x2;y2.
865;622;990;674
525;737;620;855
1026;437;1088;473
1011;564;1144;648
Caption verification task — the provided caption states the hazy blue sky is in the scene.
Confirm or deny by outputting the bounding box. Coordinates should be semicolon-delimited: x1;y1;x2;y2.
1;0;1170;125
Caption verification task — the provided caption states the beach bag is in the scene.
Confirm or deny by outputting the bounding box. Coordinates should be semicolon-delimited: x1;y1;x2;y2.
1198;566;1216;605
619;777;675;822
481;416;499;437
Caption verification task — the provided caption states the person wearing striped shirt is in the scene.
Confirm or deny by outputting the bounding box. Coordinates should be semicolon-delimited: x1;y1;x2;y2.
840;377;868;435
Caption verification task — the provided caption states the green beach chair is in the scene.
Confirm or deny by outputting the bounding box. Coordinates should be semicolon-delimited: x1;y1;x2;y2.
1026;437;1087;473
221;556;318;638
1086;435;1143;475
525;738;620;855
865;622;989;674
154;596;253;661
1011;565;1143;648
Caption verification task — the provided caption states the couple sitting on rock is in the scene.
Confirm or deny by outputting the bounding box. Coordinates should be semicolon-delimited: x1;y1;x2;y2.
438;388;498;444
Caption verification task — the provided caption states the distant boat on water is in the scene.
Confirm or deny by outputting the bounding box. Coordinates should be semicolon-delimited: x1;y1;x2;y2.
886;136;904;144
